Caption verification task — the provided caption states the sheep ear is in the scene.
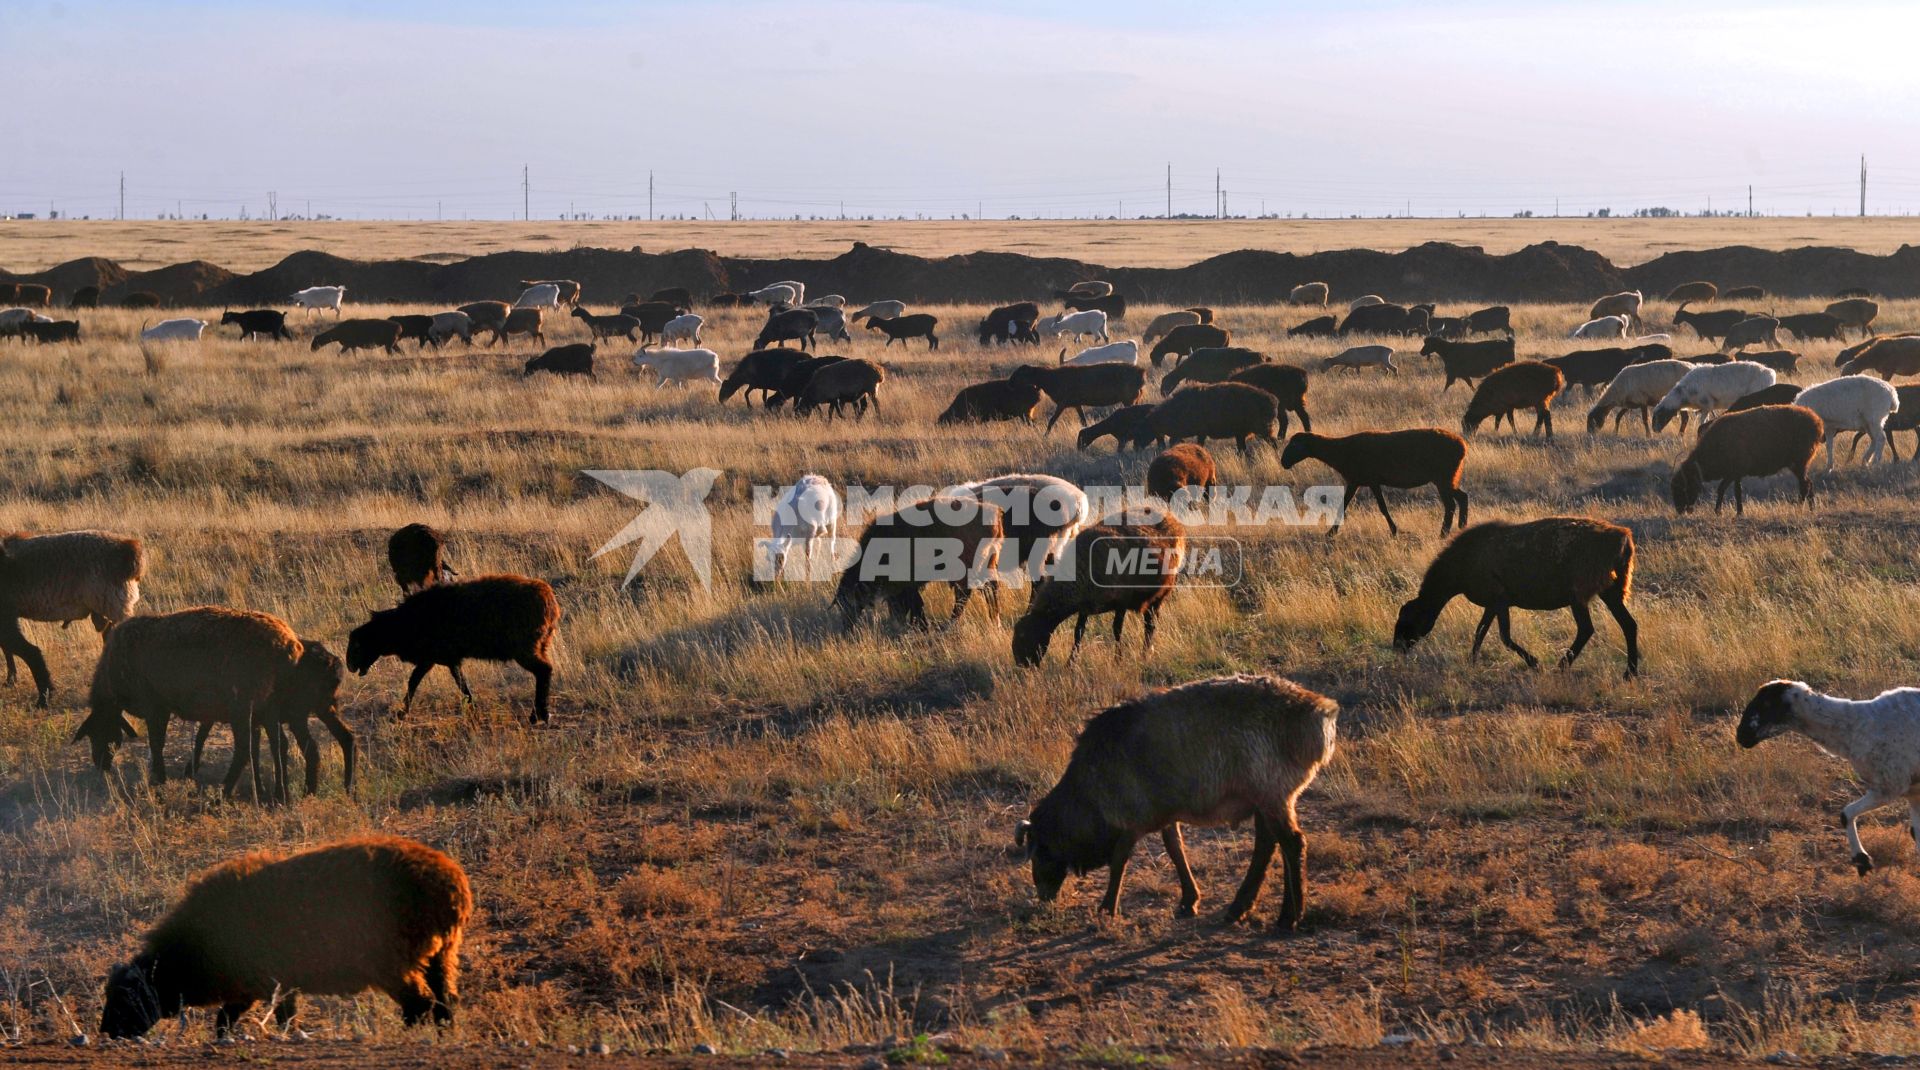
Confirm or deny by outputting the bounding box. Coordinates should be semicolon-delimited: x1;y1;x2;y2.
1014;819;1032;850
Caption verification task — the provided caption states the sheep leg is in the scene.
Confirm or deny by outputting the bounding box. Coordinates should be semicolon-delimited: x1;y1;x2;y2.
1161;824;1202;917
1142;605;1161;654
273;992;299;1030
1561;601;1596;668
1329;484;1360;536
1734;479;1746;516
1713;479;1732;514
1494;608;1539;668
1294;405;1312;433
948;582;975;624
1369;486;1398;535
389;974;440;1027
424;933;461;1026
0;618;50;707
188;720;216;777
1823;433;1838;474
214;1001;255;1038
317;708;355;793
144;712;169;786
1536;405;1553;441
1469;607;1498;661
1066;612;1091;663
285;717;321;796
1842;790;1896;875
1043;405;1067;434
1275;807;1307;932
1110;610;1126;645
1222;813;1278;925
222;714;255;801
1098;838;1136;916
401;663;434;716
1602;590;1640;677
446;663;475;705
1868;427;1888;467
515;654;554;725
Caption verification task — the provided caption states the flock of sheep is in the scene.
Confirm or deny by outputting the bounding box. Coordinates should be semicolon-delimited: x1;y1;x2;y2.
5;267;1920;1043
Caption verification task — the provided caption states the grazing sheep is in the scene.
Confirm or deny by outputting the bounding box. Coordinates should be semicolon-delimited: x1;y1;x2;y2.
1726;383;1804;415
309;318;400;355
720;348;807;406
766;355;847;410
569;307;641;342
1187;307;1217;324
769;280;807;305
388;523;458;594
756;307;820;351
1076;404;1155;452
1826;297;1880;338
794;357;885;420
939;378;1043;424
1586;360;1696;434
851;299;906;324
764;474;841;582
1281;428;1469;536
219;309;290;342
0;530;145;705
1462;305;1514;338
1038;309;1109;343
1650;361;1776;432
1289;281;1331;306
1665;281;1718;306
1062;292;1125;320
1143;309;1203;344
1061;280;1114;298
512;283;562;309
1569;315;1630;340
518;278;581;306
1462;361;1564;439
1315;344;1392;376
1227;363;1312;432
20;320;79;344
1161;347;1265;395
457;301;510;341
69;286;99;309
632;347;721;389
386;314;435;349
864;312;938;350
1141;382;1282;455
1426;315;1469;339
139;318;208;343
1674;307;1751;343
978;302;1041;345
98;836;470;1039
423;311;472;348
1724;285;1766;301
947;473;1090;579
1288;315;1338;338
1146;444;1217;503
73;607;302;796
1061;340;1140;366
1721;315;1781;353
346;574;561;724
1421;336;1515;391
1150;323;1231;367
290;285;345;317
808;305;852;344
1015;674;1337;927
525;343;596;378
1589;290;1643;328
1544;347;1640;400
1348;294;1385;311
618;301;688;344
1836;334;1914;369
0;308;46;336
192;637;353;800
1793;375;1898;470
1393;517;1639;677
748;283;799;307
1777;312;1845;342
1670;404;1822;515
1850;385;1920;461
1627;342;1676;364
1339;302;1428;337
1840;336;1920;380
650;287;694;308
493;307;546;347
1685;352;1733;365
1734;680;1920;875
1741;349;1801;375
804;295;846;309
833;496;1003;627
1008;363;1148;433
1011;506;1184;666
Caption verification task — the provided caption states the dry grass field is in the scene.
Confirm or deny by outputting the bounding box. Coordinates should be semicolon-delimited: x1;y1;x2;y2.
4;227;1920;1064
6;216;1920;273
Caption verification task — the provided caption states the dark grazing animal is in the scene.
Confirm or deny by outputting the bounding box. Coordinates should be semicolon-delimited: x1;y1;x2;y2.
493;307;546;347
1008;363;1148;433
1543;347;1638;399
756;307;820;350
938;378;1043;424
1149;323;1230;368
1140;382;1281;454
1461;361;1564;439
1062;292;1126;320
865;312;939;350
523;342;595;378
120;291;163;309
979;302;1041;345
1664;281;1718;306
1393;517;1639;677
190;637;354;800
20;319;79;344
1226;363;1312;432
6;283;50;307
1673;307;1750;342
457;301;511;341
1722;285;1765;301
570;306;641;341
719;348;808;406
1776;312;1845;342
68;286;99;309
0;530;145;706
220;309;291;341
1146;444;1217;502
765;355;847;410
1287;315;1338;338
1669;404;1822;516
1012;507;1184;667
346;574;561;724
1465;305;1514;337
616;301;686;344
1339;302;1429;337
1726;382;1804;415
1740;349;1801;375
650;286;694;308
311;318;402;355
388;523;458;593
833;496;1002;628
1075;404;1155;452
385;314;435;349
1420;336;1515;391
1280;428;1470;536
793;358;885;420
1015;674;1338;928
1160;346;1264;394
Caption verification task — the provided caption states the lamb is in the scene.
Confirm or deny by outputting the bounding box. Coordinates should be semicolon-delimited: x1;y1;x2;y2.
1723;285;1766;301
190;637;353;800
978;302;1041;345
1140;382;1282;455
20;320;79;344
1289;281;1331;306
1650;361;1777;432
1339;302;1427;337
763;474;841;582
851;299;906;324
1665;281;1718;306
219;309;290;342
864;312;938;349
513;283;562;309
1840;336;1920;380
1589;360;1707;434
1742;349;1801;375
1462;361;1564;439
4;283;51;307
139;318;208;343
631;347;721;389
1725;383;1804;415
1792;375;1898;470
1288;315;1338;338
1465;305;1514;338
1588;290;1643;328
720;349;809;406
518;278;581;306
1669;404;1822;515
72;606;303;797
1149;323;1231;367
748;283;799;307
457;301;510;341
946;473;1090;579
1060;340;1139;366
939;378;1043;424
388;523;458;594
1569;315;1630;340
1776;312;1845;342
1721;315;1780;353
1348;294;1385;311
311;318;402;355
289;285;345;317
1008;363;1149;433
1733;680;1920;875
346;574;561;724
1544;347;1639;400
1281;426;1468;534
1146;444;1217;504
1825;297;1880;338
757;307;820;350
618;301;688;344
0;530;145;706
569;307;641;342
833;496;1003;627
386;314;435;349
1320;344;1396;374
765;355;846;410
1075;404;1155;452
1674;307;1751;342
492;307;546;347
1038;309;1109;343
1160;347;1265;395
1392;516;1639;677
1227;363;1313;432
1420;336;1515;391
1062;292;1125;320
1061;280;1114;298
1143;309;1203;344
1011;506;1185;666
793;357;885;420
1015;674;1337;928
98;836;470;1039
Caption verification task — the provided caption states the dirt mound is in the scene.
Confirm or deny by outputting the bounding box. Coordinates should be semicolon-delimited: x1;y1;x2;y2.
432;246;729;306
0;257;132;304
102;260;235;307
210;250;441;307
1626;244;1920;300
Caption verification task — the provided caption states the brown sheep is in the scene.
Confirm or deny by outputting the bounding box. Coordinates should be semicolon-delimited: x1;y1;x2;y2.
1288;281;1331;306
1139;382;1281;455
99;836;471;1038
1723;285;1766;301
1011;507;1184;666
1461;361;1564;440
1720;315;1780;353
191;637;353;800
1825;297;1879;339
491;307;546;347
73;607;303;797
1588;290;1643;328
1280;428;1469;536
1670;404;1822;516
1776;312;1844;342
311;318;403;355
1146;444;1217;502
1075;404;1156;452
1840;336;1920;380
347;574;561;724
1008;363;1148;433
1665;280;1718;306
7;283;51;308
1226;362;1312;432
1015;674;1338;928
120;291;163;309
1159;347;1264;395
938;378;1043;424
0;530;146;706
1149;323;1230;367
833;496;1003;628
388;523;458;594
794;357;885;420
457;300;511;341
1392;516;1639;678
1142;309;1202;344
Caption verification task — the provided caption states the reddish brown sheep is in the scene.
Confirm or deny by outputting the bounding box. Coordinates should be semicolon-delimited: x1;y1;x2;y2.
0;529;145;706
1146;444;1217;502
387;523;458;594
1012;507;1185;666
1461;361;1564;439
1670;404;1822;516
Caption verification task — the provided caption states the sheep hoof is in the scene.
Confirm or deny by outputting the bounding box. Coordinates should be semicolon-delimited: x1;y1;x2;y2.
1854;852;1874;876
1220;902;1252;925
1175;901;1198;919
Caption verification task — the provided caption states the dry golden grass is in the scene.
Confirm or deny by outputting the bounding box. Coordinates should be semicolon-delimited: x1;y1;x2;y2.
3;242;1920;1059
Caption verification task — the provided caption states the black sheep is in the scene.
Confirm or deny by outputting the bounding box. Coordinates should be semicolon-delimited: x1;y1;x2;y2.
220;309;292;341
1287;315;1337;338
386;314;435;349
979;302;1042;345
387;523;458;594
346;574;561;724
523;342;595;378
939;379;1043;424
719;349;809;406
1227;363;1312;432
757;307;820;350
865;313;939;350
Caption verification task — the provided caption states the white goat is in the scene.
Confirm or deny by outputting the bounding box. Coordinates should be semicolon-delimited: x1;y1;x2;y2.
138;318;208;343
1651;361;1775;432
1038;310;1109;343
661;314;704;347
1321;345;1396;374
1738;679;1920;875
428;311;472;347
514;283;561;309
1060;340;1140;366
803;294;846;309
1587;359;1693;434
632;347;722;389
749;284;798;307
851;300;905;323
1570;315;1630;340
765;474;841;582
810;306;851;343
290;285;345;317
1793;376;1898;470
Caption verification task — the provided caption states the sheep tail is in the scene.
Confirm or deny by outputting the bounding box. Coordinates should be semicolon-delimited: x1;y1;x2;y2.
1612;535;1635;600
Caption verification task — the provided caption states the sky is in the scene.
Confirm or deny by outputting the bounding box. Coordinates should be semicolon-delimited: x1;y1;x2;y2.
3;0;1919;221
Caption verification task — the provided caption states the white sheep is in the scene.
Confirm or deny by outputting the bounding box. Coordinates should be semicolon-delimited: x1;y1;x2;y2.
771;280;806;305
1037;310;1109;343
1321;344;1396;374
851;300;905;323
1793;376;1898;470
631;347;722;389
1634;333;1673;345
765;474;841;582
1347;295;1385;311
1586;359;1693;434
1065;281;1113;298
139;318;209;343
809;306;851;343
0;309;51;337
427;311;472;347
1737;679;1920;875
748;284;798;307
513;283;561;309
1651;361;1775;432
661;314;704;347
803;295;846;309
1060;340;1140;367
1569;315;1630;340
290;286;345;317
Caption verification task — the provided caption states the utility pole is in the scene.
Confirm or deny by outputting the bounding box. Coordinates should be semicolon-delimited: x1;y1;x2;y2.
118;171;124;220
648;171;654;221
1861;155;1868;217
522;165;529;221
1748;185;1754;218
267;191;277;221
730;191;738;221
1165;163;1171;219
1215;169;1221;220
437;200;442;221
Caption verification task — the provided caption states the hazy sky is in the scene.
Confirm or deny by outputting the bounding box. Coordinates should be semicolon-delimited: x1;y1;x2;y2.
4;0;1918;220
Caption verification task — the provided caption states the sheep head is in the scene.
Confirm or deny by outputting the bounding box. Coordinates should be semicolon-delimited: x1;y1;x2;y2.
345;613;399;676
72;705;140;773
1737;680;1806;748
1010;612;1054;667
100;958;165;1039
1670;461;1704;514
